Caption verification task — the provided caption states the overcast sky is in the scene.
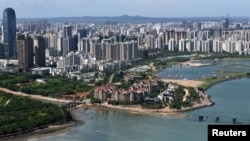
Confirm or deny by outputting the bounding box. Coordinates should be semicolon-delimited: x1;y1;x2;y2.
0;0;249;18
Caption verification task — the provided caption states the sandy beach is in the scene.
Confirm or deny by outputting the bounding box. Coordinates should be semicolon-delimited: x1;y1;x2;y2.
161;79;205;88
183;60;215;67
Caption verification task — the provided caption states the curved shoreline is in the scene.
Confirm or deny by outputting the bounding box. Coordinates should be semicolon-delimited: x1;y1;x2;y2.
1;105;86;141
2;58;249;140
3;78;219;140
201;75;246;91
93;87;213;117
1;121;77;141
0;76;234;140
0;88;82;141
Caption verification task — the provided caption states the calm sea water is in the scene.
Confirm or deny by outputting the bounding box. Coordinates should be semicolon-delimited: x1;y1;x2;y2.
157;60;250;79
28;60;250;141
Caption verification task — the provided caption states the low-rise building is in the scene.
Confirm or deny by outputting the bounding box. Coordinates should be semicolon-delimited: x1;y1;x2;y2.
36;78;49;84
31;67;51;75
114;90;130;101
94;86;109;101
123;74;142;83
94;78;162;102
158;90;174;103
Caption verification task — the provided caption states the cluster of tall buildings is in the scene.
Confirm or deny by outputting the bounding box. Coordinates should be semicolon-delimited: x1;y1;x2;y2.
164;28;250;54
16;35;45;71
1;8;45;72
79;37;138;61
2;7;250;74
124;17;250;55
0;7;140;73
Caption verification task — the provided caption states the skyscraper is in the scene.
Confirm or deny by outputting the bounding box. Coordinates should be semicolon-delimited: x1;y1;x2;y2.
146;35;155;49
63;25;72;38
222;14;229;30
17;35;34;72
62;37;76;55
34;36;45;67
2;7;16;59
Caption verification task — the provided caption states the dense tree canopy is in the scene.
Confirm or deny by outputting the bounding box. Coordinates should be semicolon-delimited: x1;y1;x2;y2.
0;73;93;96
0;92;72;136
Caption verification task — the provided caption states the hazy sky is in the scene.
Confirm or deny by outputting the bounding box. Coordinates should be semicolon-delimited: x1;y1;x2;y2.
0;0;249;18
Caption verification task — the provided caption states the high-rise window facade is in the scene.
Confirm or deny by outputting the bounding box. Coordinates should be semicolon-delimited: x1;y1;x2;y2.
2;7;16;59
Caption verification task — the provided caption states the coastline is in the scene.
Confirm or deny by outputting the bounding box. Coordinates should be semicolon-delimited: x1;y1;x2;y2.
2;57;248;140
1;121;76;141
200;75;246;91
0;82;214;140
220;57;250;61
93;86;213;117
1;57;249;140
2;104;87;141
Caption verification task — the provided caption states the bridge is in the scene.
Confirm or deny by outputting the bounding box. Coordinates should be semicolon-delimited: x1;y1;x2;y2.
189;113;247;124
198;115;238;124
62;101;82;109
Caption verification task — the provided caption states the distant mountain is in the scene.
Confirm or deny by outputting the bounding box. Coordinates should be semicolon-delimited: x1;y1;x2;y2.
4;15;250;23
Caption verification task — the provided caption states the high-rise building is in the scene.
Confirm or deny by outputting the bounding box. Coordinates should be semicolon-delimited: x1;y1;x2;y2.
157;35;164;49
48;34;57;48
0;43;3;56
22;20;47;31
110;43;119;60
17;35;34;72
178;39;186;52
79;38;91;53
62;37;76;55
92;43;102;60
57;37;63;55
2;7;16;59
222;15;229;30
63;25;72;38
77;29;88;39
146;35;155;49
168;38;176;51
34;36;45;67
101;42;108;60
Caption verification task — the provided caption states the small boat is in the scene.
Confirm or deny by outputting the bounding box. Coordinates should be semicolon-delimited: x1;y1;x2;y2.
96;130;100;133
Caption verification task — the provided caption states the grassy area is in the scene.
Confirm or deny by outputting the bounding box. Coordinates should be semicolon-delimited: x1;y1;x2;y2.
199;73;246;90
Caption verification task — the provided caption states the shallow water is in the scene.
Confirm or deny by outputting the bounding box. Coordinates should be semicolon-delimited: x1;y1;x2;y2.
18;59;250;141
27;77;250;141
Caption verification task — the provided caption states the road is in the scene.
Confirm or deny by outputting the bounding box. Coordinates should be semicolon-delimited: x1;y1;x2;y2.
0;87;73;104
107;74;114;85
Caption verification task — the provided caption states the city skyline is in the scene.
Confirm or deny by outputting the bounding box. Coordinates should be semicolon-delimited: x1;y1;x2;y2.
0;0;249;18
